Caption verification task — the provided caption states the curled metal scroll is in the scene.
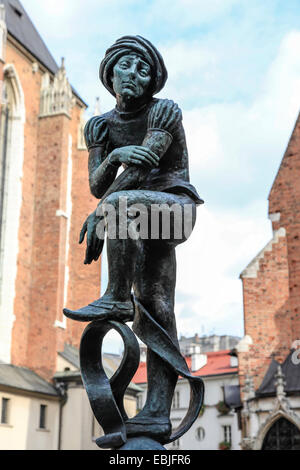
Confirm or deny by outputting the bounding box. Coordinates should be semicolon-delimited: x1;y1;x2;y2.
79;300;204;449
79;320;140;449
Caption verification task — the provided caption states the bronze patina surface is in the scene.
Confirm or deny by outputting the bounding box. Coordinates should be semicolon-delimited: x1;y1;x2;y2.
63;35;204;450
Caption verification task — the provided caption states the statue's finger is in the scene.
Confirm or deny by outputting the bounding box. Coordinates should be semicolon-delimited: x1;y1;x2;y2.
130;158;145;166
92;230;100;257
133;149;159;166
84;247;92;265
94;239;104;261
87;226;93;249
132;154;157;167
79;221;87;244
134;146;159;160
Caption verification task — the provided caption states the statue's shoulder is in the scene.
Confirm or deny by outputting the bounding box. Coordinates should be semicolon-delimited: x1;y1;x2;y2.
84;113;110;150
152;97;181;108
148;99;183;134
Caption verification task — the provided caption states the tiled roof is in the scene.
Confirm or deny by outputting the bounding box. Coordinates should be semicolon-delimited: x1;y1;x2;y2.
58;344;142;392
1;0;87;105
132;349;238;384
58;343;80;369
0;364;58;396
256;350;300;396
2;0;58;73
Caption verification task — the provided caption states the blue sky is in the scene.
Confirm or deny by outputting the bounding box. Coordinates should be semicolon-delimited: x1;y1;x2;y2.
23;0;300;350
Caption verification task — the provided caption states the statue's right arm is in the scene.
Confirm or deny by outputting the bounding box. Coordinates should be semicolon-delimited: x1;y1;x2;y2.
85;115;120;199
88;147;119;199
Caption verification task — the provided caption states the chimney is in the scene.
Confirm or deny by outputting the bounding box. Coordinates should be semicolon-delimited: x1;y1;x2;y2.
230;355;238;367
139;343;147;362
190;344;207;372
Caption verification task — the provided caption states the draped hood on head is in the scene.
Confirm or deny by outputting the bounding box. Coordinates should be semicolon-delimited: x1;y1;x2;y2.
99;35;168;97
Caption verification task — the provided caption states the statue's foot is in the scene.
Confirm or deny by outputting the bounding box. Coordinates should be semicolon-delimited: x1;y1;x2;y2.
63;298;134;323
125;416;171;443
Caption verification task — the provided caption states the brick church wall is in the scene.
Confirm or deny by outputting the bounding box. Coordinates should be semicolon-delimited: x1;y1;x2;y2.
6;39;43;370
269;113;300;337
3;38;101;381
239;111;300;393
239;229;291;391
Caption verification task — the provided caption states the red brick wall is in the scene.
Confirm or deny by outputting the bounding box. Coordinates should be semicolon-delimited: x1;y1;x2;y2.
239;231;290;391
239;110;300;393
7;39;43;369
64;106;101;349
269;112;300;337
4;38;101;381
26;113;71;379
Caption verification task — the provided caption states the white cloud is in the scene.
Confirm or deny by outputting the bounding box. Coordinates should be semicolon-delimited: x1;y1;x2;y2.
172;31;300;338
166;31;300;190
175;201;272;338
147;0;240;30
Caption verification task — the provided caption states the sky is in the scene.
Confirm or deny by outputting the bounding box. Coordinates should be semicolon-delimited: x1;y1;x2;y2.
23;0;300;352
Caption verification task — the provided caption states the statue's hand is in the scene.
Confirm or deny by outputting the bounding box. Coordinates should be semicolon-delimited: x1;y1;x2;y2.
109;145;159;168
79;210;104;264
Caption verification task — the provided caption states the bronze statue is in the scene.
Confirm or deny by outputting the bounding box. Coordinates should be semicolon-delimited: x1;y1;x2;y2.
64;36;204;450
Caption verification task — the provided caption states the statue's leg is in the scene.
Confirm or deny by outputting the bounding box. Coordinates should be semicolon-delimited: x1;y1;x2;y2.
102;237;139;302
63;191;142;321
125;192;196;440
126;240;178;440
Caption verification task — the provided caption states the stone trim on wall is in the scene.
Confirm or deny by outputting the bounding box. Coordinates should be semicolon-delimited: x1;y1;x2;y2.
0;4;7;63
0;63;25;363
39;59;73;119
240;227;286;279
77;108;87;150
253;406;300;450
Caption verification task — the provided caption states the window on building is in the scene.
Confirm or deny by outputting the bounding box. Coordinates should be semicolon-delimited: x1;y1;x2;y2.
222;425;232;444
172;391;180;409
39;404;47;429
196;426;205;441
0;76;13;269
1;397;10;424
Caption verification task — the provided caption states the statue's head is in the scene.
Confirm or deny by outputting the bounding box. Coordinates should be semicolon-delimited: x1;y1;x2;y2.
99;36;168;100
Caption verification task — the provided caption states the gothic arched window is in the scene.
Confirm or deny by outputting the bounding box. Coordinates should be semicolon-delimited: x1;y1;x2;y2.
0;74;14;254
0;64;25;363
262;417;300;450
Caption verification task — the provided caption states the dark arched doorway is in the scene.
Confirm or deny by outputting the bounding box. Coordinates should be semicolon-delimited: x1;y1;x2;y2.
262;417;300;450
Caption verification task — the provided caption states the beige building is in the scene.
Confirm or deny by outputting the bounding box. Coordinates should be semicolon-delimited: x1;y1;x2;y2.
0;345;140;450
134;336;242;450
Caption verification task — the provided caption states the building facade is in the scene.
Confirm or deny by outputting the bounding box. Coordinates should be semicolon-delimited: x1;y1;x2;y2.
134;336;242;450
234;110;300;450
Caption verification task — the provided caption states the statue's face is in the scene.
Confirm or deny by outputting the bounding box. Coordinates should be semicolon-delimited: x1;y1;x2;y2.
111;53;152;100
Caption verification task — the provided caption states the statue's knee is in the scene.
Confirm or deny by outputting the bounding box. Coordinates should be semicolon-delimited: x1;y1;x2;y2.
102;192;120;209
